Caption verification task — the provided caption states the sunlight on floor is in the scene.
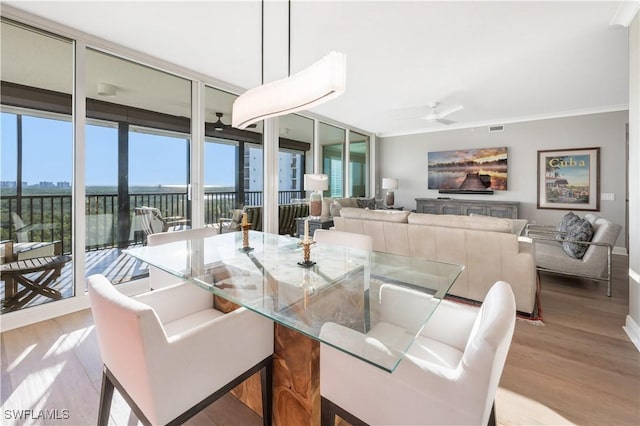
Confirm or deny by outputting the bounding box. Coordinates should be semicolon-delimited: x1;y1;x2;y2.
496;387;574;425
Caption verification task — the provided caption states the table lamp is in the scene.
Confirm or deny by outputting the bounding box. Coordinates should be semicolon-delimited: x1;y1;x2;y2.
304;174;329;219
382;178;398;208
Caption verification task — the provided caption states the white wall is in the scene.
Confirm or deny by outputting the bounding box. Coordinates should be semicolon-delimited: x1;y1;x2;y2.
625;12;639;350
380;111;628;251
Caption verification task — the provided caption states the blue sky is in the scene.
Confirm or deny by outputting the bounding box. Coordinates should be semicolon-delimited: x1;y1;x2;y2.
2;112;236;187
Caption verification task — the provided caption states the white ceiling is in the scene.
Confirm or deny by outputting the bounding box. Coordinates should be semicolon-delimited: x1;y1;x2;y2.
3;1;633;137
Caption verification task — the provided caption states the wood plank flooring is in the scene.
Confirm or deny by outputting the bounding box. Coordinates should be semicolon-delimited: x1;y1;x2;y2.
1;255;638;425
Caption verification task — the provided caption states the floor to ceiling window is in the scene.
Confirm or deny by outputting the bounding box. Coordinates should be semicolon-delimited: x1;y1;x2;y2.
349;131;369;197
320;123;346;197
0;10;372;326
83;48;191;286
279;114;313;204
0;18;74;313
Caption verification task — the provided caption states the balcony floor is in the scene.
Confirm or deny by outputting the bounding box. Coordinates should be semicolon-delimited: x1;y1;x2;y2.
1;246;149;313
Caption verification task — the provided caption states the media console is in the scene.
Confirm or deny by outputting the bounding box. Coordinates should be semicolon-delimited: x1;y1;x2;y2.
415;198;519;219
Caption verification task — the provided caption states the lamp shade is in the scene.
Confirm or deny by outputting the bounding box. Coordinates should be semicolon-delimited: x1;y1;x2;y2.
232;51;346;129
304;174;329;191
382;178;398;190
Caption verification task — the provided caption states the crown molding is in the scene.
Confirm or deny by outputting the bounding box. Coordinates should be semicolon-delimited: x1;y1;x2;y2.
377;104;629;138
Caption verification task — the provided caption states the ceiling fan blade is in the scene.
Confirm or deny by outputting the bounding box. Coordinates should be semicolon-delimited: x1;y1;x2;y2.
436;118;456;125
437;105;464;119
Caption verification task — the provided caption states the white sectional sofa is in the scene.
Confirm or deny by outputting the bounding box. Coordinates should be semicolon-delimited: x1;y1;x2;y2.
333;207;537;314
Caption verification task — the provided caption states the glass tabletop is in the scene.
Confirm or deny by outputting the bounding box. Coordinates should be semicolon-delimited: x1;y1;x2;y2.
125;230;463;372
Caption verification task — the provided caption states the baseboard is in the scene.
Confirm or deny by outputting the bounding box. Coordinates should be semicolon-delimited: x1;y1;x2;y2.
0;278;150;332
623;315;640;352
0;295;91;332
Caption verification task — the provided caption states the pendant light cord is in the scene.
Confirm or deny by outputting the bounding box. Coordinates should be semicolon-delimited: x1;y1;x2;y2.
261;0;264;85
288;0;291;77
261;0;292;83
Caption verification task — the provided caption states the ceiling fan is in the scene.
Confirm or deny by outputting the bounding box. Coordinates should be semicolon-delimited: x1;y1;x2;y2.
212;112;256;131
422;102;463;125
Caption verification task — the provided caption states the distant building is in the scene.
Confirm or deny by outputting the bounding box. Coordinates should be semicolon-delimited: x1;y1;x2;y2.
0;181;23;188
56;181;71;189
38;181;55;188
244;147;302;191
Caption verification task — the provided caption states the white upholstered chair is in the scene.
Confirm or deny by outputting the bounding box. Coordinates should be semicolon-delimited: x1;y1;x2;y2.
320;281;516;426
146;227;219;289
87;274;274;426
313;229;373;251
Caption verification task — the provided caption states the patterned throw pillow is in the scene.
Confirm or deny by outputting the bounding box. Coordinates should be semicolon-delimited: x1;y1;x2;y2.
562;218;594;259
356;197;376;210
557;212;580;240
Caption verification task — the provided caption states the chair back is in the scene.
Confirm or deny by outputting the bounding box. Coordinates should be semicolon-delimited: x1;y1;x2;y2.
11;212;29;242
147;227;219;288
87;274;166;422
135;207;165;237
313;229;373;251
461;280;516;425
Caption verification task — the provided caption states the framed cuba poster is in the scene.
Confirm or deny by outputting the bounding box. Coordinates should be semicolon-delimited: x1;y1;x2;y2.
537;147;600;211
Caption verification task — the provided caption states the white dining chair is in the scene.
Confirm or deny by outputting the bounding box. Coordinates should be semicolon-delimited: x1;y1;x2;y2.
146;226;219;289
88;274;274;426
313;229;373;251
319;280;516;426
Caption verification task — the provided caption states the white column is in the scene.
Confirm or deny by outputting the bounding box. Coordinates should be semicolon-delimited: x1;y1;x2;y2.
344;128;351;197
73;41;87;296
263;117;280;234
190;81;205;228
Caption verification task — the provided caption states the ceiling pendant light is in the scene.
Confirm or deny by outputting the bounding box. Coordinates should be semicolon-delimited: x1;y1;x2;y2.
232;1;346;130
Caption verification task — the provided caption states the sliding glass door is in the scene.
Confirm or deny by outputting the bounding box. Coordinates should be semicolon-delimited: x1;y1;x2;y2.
84;48;191;286
1;18;74;312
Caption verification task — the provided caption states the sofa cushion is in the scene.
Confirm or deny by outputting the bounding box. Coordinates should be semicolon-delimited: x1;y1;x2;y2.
340;207;410;223
322;197;361;217
408;213;512;233
329;201;343;217
556;212;580;240
562;218;594;259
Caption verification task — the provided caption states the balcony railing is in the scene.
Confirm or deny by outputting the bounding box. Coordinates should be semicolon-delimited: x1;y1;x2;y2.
1;190;305;254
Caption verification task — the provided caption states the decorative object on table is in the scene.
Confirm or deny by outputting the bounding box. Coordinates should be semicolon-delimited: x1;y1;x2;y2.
297;218;316;268
428;147;508;194
382;178;398;208
537;147;600;211
304;174;329;219
240;212;253;252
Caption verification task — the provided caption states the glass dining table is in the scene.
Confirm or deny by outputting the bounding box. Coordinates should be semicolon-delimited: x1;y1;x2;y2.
125;230;463;423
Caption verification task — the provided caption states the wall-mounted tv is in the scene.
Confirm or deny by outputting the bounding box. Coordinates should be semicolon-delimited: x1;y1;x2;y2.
428;147;508;194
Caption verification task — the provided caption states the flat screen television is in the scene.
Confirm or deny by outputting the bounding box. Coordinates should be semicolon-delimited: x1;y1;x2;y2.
427;147;508;194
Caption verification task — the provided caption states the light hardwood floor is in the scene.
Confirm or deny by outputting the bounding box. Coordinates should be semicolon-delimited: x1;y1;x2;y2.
1;255;638;425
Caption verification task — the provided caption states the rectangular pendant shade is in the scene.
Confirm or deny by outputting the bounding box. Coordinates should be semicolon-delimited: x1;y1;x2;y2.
232;51;346;129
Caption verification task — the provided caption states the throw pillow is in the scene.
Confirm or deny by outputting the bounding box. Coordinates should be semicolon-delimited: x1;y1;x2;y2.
329;201;343;217
562;218;594;259
557;212;580;240
356;197;376;210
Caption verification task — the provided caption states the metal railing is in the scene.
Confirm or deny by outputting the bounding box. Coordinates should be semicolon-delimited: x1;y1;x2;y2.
1;190;305;254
